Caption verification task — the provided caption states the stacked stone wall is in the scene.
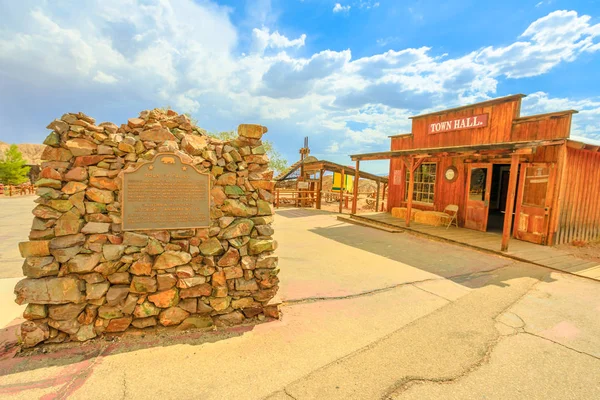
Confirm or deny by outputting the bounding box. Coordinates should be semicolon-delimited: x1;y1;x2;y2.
15;109;279;347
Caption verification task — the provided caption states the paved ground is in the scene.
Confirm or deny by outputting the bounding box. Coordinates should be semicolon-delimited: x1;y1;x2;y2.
0;200;598;399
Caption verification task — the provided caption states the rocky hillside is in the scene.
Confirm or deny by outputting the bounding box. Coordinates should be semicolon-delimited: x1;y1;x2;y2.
0;140;45;164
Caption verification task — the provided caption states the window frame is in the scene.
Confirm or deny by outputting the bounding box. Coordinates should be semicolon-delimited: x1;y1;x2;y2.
405;162;437;205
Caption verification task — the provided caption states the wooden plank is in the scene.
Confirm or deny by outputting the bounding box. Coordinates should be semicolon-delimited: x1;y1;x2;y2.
352;160;360;214
339;168;345;214
406;158;414;227
502;154;518;252
375;181;380;212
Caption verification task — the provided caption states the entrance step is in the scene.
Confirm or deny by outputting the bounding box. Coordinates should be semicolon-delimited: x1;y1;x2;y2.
337;215;404;233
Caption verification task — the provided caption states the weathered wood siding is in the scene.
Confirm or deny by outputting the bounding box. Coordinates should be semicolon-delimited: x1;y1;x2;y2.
512;113;573;142
556;147;600;244
394;98;522;151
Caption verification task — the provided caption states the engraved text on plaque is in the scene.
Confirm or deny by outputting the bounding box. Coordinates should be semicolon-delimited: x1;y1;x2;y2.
122;153;210;231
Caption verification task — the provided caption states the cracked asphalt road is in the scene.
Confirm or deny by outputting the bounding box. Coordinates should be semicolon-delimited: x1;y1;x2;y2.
1;205;599;399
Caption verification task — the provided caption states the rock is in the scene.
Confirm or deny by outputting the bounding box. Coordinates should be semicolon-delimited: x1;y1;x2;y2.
179;283;212;298
66;253;102;274
264;304;280;319
107;272;131;285
48;319;80;335
181;134;208;155
89;176;119;191
65;138;97;156
218;248;240;267
153;251;191;269
147;238;164;255
53;216;84;237
39;167;62;180
29;229;54;240
133;301;161;318
86;188;114;204
221;199;250;217
148;288;179;308
178;298;197;314
105;285;129;305
219;219;254;239
211;187;227;206
81;222;110;234
231;297;261;309
48;303;86;320
241;256;256;270
23;304;47;320
85;202;107;214
103;244;126;261
72;324;97;341
197;301;213;315
105;316;132;332
64;167;88;181
235;278;259;291
19;241;51;258
50;233;85;249
41;146;73;162
238;124;267;139
140;127;176;141
46;200;74;213
98;305;123;319
73;155;109;167
213;311;245;327
130;253;153;275
256;200;274;216
177;276;206;288
209;296;230;311
248;239;277;255
130;276;157;293
157;273;177;291
61;181;87;195
132;317;156;329
14;276;84;305
256;253;278;269
178;316;213;330
20;321;50;348
158;307;189;326
199;238;223;256
35;178;62;190
86;281;110;300
242;307;263;318
256;225;274;236
43;132;61;147
223;266;243;279
217;172;237;186
123;232;148;247
51;247;81;262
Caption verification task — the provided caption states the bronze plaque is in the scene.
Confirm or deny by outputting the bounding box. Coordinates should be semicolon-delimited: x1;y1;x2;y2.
122;153;210;231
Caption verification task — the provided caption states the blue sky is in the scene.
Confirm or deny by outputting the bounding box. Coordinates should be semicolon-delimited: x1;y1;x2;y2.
0;0;599;174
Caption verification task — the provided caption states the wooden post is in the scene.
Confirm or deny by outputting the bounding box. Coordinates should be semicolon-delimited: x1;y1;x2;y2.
406;163;414;227
317;169;324;209
339;169;345;214
375;181;381;212
276;189;280;208
352;161;360;214
501;154;520;252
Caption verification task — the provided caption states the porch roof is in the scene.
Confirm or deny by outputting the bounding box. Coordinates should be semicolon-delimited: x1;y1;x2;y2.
350;139;565;161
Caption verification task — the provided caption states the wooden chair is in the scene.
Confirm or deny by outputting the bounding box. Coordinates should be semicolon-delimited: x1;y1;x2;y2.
444;204;459;229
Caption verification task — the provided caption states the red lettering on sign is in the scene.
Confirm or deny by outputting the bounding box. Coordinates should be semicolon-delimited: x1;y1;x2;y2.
428;114;489;134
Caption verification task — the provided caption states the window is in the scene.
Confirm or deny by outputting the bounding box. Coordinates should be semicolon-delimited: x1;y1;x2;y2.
405;163;437;204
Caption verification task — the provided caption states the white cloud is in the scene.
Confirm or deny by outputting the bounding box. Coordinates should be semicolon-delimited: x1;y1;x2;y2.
93;71;118;84
0;3;599;160
252;27;306;53
333;3;351;13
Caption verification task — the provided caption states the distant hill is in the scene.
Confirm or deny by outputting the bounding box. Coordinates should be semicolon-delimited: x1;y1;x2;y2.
0;141;45;165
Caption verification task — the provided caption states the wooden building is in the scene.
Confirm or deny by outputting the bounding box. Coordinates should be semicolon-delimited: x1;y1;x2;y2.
350;94;600;250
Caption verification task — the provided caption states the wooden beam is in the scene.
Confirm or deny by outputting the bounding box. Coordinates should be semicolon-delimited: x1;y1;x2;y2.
412;158;424;172
501;154;520;251
352;160;360;214
339;168;345;214
375;181;381;212
316;169;324;209
406;159;414;227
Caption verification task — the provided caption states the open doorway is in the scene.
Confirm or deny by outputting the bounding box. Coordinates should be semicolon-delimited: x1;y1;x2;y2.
487;164;513;233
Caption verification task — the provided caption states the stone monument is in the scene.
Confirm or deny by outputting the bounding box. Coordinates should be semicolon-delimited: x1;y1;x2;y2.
14;109;279;347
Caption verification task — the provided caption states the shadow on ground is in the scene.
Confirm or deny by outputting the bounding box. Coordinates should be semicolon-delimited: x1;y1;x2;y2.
309;223;555;290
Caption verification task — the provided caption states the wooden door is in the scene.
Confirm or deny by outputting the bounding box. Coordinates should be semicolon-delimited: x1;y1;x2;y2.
513;163;556;244
465;164;493;231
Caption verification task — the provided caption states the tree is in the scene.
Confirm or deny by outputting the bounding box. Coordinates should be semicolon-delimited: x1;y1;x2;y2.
208;131;288;174
0;145;31;185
